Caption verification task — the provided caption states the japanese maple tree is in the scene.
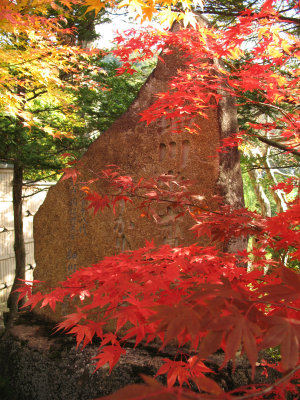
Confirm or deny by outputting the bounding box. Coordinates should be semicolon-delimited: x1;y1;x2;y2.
15;0;300;399
0;0;108;323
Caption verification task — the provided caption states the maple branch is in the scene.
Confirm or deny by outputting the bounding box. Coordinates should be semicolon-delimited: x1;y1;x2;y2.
245;163;299;171
200;0;260;17
200;6;300;26
0;52;51;68
255;135;300;158
31;106;63;114
83;167;224;215
21;187;49;199
251;299;300;313
236;91;297;126
123;192;222;215
23;173;58;185
232;364;300;400
27;90;47;102
254;95;298;124
243;11;300;26
278;15;300;25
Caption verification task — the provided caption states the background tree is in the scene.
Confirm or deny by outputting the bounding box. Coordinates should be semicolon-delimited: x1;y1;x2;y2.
0;89;90;324
73;55;156;137
205;0;299;215
201;0;299;31
0;0;98;324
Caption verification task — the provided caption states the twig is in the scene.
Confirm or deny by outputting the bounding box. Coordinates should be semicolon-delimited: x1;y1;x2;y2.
250;299;300;313
233;364;300;399
255;135;300;158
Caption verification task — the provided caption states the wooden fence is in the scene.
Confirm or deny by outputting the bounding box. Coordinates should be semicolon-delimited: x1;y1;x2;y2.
0;163;52;305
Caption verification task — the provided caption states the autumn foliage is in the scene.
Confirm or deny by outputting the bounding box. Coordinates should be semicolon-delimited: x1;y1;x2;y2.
18;165;300;397
12;0;300;399
0;0;105;130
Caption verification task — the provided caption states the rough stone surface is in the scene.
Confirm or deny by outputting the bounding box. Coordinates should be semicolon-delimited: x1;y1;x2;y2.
0;317;162;400
33;27;245;321
0;316;283;400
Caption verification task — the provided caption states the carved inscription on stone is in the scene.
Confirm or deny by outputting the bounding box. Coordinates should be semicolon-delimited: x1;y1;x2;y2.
157;136;192;246
159;206;183;247
181;140;190;168
113;200;131;253
66;184;88;275
159;139;190;169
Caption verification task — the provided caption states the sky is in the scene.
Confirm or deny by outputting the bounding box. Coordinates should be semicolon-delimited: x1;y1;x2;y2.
96;20;131;49
95;10;161;49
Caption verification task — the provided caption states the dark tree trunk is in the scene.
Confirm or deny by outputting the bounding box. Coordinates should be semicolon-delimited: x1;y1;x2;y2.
6;163;26;325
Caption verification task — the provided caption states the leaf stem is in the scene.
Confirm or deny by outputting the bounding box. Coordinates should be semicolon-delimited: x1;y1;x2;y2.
232;364;300;399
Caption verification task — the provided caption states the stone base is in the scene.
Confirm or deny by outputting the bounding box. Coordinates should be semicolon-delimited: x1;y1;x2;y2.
0;313;282;400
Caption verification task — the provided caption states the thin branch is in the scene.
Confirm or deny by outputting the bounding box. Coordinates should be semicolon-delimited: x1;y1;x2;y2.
242;138;297;160
255;92;298;124
255;135;300;158
31;106;63;114
272;169;299;177
199;6;300;26
251;299;300;312
0;52;51;68
279;6;298;14
278;15;300;25
23;173;58;185
245;164;299;172
233;364;300;400
22;187;49;199
80;167;224;216
27;90;47;102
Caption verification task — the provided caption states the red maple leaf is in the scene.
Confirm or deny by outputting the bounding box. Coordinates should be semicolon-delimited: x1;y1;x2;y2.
85;192;110;215
93;345;126;373
61;167;80;185
156;359;190;388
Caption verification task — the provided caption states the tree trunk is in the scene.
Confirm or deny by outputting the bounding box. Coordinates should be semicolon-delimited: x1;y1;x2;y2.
248;169;272;217
216;85;247;254
6;163;26;325
263;147;287;214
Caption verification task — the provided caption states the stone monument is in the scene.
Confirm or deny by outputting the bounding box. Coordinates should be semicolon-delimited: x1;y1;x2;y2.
33;26;244;321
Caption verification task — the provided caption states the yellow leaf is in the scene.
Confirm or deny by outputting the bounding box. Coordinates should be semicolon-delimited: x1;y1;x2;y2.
84;0;107;15
258;26;268;39
273;93;284;103
271;74;287;87
281;40;292;54
118;0;130;8
228;46;244;60
182;11;197;29
158;8;178;28
267;45;282;58
19;111;32;121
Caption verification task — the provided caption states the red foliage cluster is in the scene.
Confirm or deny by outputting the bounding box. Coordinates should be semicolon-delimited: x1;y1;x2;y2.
113;2;299;152
17;167;300;399
16;0;300;398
